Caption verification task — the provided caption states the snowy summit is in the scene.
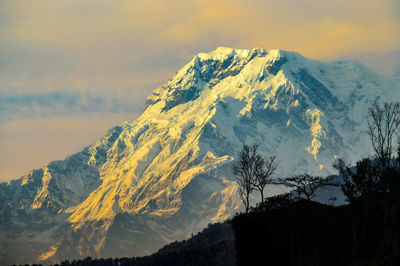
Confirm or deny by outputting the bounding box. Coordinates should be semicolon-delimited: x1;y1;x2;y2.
1;47;399;265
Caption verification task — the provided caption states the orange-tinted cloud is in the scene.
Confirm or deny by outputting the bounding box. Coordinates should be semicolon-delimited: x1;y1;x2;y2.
2;0;398;58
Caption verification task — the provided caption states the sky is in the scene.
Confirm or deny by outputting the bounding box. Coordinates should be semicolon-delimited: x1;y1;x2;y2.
0;0;399;181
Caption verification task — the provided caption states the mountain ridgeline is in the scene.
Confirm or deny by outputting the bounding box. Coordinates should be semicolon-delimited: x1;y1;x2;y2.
1;47;399;265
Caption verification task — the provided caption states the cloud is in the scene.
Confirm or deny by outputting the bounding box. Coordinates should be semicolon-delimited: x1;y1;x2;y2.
342;50;400;76
162;24;199;44
1;0;398;98
0;92;141;122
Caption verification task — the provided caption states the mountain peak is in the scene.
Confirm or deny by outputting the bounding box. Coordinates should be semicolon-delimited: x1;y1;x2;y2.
1;47;400;265
144;47;292;113
196;47;284;61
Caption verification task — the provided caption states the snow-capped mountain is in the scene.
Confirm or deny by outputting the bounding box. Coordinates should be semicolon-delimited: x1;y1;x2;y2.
1;47;399;265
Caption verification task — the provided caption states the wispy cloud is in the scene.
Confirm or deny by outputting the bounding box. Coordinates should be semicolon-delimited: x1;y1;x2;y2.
0;92;140;122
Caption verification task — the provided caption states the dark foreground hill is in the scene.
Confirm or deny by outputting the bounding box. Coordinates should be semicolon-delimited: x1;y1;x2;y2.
48;192;400;266
234;193;400;266
46;222;235;266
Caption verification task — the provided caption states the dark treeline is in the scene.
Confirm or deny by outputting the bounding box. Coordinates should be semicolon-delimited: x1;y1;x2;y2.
38;222;235;266
234;191;400;266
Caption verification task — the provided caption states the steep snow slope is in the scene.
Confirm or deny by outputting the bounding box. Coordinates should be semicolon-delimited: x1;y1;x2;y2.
1;47;399;264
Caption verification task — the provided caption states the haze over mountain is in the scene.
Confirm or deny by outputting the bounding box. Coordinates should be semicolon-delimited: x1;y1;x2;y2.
1;47;399;265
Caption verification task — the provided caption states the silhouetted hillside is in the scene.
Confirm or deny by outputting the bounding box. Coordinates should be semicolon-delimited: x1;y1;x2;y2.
233;192;400;266
48;192;400;266
49;222;235;266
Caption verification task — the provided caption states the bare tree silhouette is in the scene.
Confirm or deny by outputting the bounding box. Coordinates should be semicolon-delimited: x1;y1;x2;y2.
233;144;262;213
253;155;278;204
367;101;400;188
276;174;338;201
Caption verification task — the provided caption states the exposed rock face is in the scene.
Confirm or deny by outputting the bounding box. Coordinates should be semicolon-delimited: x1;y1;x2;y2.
1;47;399;265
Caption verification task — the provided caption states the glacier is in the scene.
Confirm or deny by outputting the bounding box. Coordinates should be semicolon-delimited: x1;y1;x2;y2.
0;47;399;265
